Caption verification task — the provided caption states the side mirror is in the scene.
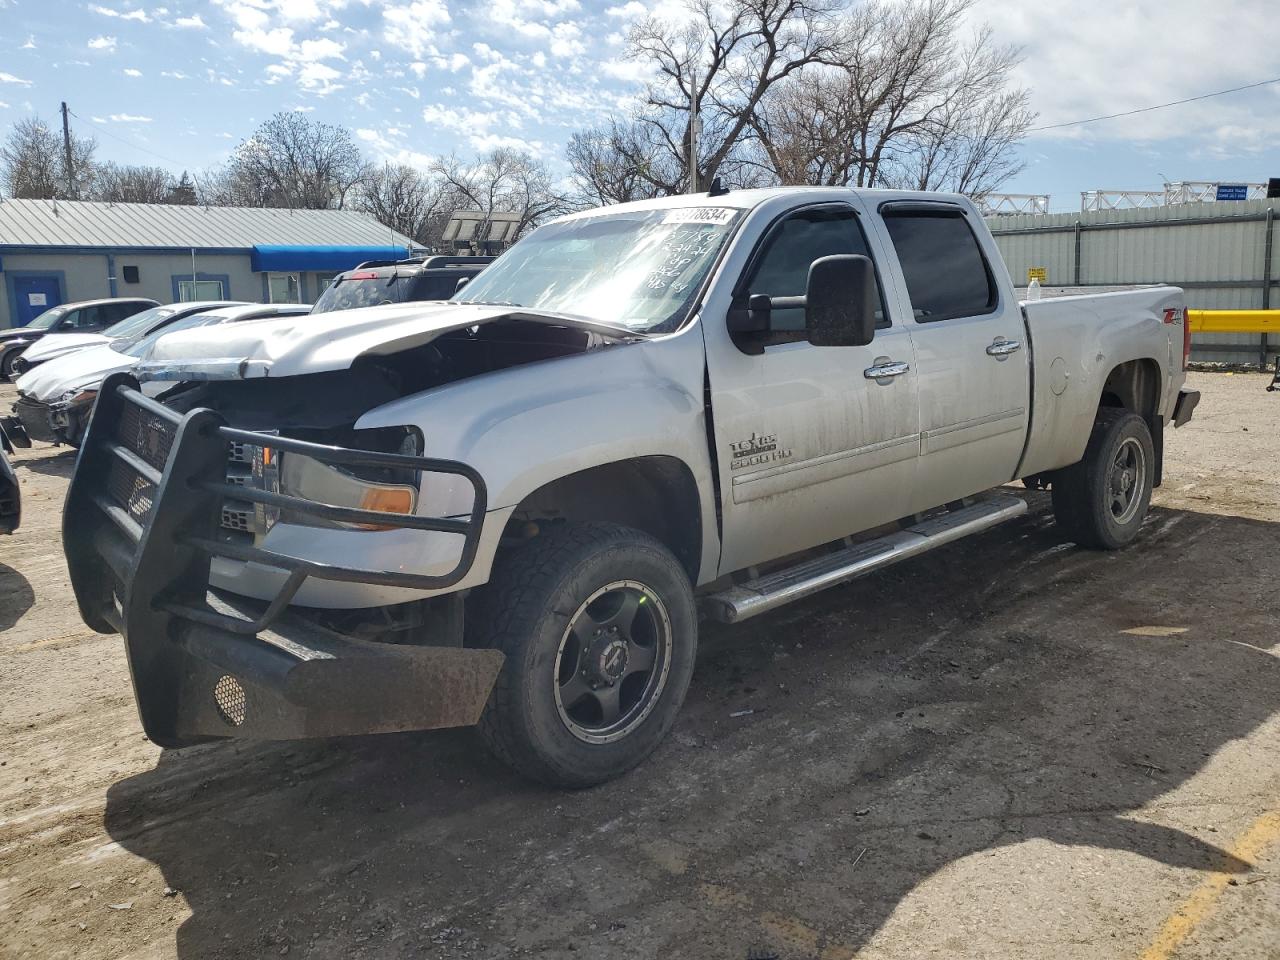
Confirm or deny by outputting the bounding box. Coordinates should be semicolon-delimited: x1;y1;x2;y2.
805;254;877;347
454;276;471;294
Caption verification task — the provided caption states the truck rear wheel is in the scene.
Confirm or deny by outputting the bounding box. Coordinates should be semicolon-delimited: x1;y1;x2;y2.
472;522;697;788
1051;408;1154;550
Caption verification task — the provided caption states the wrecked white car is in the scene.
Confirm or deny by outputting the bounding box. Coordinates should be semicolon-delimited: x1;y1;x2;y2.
62;187;1198;787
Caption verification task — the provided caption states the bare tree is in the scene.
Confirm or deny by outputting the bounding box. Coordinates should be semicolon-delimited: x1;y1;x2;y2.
223;112;367;209
93;162;175;203
432;149;566;242
566;119;674;207
1;115;97;200
753;0;1033;192
355;163;451;248
625;0;841;193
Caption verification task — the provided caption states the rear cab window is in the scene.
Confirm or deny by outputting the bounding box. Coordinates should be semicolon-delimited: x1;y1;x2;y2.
881;208;997;322
311;272;406;313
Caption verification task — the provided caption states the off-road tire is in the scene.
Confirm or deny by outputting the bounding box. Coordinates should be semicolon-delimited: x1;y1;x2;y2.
1051;408;1154;550
471;522;697;788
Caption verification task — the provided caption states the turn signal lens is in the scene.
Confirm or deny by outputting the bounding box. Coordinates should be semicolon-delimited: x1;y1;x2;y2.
355;488;414;530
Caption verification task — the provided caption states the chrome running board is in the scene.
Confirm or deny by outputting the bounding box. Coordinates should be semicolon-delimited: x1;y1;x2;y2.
701;493;1027;624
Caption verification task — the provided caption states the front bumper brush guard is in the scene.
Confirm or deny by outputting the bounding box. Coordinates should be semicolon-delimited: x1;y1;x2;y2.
63;373;503;746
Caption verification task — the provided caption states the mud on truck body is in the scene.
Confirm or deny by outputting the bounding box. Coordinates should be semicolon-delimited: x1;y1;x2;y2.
64;187;1199;787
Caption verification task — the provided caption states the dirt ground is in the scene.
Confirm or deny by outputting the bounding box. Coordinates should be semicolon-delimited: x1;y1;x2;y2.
2;370;1278;960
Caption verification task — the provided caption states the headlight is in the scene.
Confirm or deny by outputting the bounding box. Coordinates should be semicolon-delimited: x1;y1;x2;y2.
58;387;99;408
276;427;422;531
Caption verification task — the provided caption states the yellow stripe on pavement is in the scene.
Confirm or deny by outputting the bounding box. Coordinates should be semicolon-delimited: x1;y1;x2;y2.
1137;809;1280;960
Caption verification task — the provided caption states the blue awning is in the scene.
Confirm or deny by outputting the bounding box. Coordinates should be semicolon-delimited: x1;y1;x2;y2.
250;245;410;273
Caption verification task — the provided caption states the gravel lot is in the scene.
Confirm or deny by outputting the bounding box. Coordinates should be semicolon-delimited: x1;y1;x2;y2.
1;370;1278;960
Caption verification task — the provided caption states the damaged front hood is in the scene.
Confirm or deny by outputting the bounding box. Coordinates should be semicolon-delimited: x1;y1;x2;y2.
16;343;134;402
134;301;607;382
17;332;112;365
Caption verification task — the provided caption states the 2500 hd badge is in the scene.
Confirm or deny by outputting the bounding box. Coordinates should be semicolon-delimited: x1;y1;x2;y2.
730;432;793;470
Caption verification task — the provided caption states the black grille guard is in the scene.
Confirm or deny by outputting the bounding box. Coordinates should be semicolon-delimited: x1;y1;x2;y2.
63;373;503;746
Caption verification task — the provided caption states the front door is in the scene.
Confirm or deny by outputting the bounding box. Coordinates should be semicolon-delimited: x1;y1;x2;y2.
704;202;920;575
12;276;63;326
872;204;1030;514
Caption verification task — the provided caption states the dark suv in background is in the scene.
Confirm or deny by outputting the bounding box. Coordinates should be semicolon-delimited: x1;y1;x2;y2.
310;256;494;313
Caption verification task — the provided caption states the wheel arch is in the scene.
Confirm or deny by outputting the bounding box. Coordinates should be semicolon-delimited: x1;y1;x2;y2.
1096;357;1164;486
506;456;703;583
1098;357;1162;420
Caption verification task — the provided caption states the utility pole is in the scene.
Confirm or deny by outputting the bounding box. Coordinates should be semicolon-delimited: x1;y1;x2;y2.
60;101;76;199
687;66;699;194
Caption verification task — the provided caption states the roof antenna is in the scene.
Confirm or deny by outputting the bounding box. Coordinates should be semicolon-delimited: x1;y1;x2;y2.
708;176;729;197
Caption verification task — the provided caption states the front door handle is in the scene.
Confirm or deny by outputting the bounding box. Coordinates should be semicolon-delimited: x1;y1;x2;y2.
864;360;911;381
986;337;1022;359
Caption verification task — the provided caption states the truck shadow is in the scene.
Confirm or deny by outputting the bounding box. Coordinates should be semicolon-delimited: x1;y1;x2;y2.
0;561;35;631
102;501;1279;958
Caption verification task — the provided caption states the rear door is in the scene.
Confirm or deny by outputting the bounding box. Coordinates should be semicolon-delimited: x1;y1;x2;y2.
704;200;920;574
873;202;1029;513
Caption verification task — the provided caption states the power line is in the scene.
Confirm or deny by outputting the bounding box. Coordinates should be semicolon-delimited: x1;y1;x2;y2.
68;108;187;168
1028;76;1280;132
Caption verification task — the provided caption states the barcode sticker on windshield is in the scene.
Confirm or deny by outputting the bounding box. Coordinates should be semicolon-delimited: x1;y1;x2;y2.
663;207;736;225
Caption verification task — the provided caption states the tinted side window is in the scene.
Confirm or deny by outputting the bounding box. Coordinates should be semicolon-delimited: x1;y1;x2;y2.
410;274;466;301
744;207;882;333
882;211;996;322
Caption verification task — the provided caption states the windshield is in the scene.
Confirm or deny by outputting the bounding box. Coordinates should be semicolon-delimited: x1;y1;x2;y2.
104;305;181;340
115;312;224;357
454;207;742;334
26;307;68;331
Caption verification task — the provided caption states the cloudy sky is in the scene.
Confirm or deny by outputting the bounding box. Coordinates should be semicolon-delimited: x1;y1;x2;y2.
1;0;1277;212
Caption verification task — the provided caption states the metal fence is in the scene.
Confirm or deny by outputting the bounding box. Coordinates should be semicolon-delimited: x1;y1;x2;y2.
986;200;1278;364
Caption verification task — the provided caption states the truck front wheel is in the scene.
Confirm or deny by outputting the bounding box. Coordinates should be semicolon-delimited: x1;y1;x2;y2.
472;522;697;788
1051;408;1154;550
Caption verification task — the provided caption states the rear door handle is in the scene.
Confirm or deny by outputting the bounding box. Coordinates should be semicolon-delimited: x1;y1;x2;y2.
864;360;911;381
986;338;1022;359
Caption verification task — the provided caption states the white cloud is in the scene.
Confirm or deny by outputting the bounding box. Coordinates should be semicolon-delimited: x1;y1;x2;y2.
601;59;650;84
605;1;644;15
160;69;189;79
173;13;207;28
108;112;152;122
277;0;324;21
235;26;295;56
382;0;451;59
123;67;143;77
0;72;32;86
88;35;118;50
90;4;150;22
298;37;344;60
22;35;35;49
978;0;1280;144
221;1;270;33
549;21;584;58
297;61;342;94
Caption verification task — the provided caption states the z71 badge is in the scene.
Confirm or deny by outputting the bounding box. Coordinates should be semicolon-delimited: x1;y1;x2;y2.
729;432;793;470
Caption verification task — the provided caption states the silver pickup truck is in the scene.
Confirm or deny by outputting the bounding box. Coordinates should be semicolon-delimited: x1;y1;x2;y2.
63;187;1199;786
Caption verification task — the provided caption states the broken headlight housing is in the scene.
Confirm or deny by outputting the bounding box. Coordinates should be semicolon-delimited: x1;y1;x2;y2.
274;426;423;531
